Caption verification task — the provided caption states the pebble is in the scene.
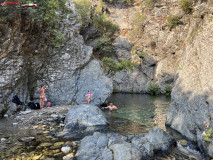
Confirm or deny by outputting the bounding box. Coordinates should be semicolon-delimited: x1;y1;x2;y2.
63;154;74;160
13;123;18;125
60;123;65;127
61;146;71;154
1;138;6;142
19;137;35;143
4;114;8;117
51;114;58;118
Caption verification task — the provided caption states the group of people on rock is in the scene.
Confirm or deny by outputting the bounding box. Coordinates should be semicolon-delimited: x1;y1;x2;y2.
40;85;118;111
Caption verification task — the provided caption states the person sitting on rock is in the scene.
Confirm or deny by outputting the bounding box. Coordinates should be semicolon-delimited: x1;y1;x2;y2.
85;91;93;104
102;103;118;111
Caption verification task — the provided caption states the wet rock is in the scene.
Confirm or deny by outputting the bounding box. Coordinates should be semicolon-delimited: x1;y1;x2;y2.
19;137;35;143
40;142;52;147
61;146;71;154
32;154;42;160
131;128;176;158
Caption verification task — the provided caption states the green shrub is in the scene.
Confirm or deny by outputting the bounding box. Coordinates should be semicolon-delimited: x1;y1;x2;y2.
73;0;92;26
93;13;119;37
118;60;134;71
164;86;172;96
203;128;213;143
93;36;114;56
145;0;158;8
166;15;183;30
122;0;134;5
179;0;193;14
102;57;134;74
50;30;65;48
148;84;160;95
130;13;146;39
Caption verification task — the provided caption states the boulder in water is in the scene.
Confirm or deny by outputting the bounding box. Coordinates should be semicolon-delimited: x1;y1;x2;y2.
76;128;176;160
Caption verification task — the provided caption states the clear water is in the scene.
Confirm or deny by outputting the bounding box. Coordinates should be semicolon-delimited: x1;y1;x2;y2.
103;93;170;134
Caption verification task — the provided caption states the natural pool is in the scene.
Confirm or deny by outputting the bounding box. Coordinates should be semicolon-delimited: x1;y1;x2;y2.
104;93;170;134
103;93;202;160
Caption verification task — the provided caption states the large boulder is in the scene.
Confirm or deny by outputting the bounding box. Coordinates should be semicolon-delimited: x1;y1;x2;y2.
64;104;108;129
74;60;113;105
76;128;176;160
62;104;108;139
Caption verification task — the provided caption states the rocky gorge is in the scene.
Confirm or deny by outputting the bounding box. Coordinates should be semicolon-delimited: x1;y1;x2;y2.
0;0;213;159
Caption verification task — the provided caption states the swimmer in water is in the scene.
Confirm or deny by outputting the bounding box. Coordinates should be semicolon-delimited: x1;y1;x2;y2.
102;103;118;111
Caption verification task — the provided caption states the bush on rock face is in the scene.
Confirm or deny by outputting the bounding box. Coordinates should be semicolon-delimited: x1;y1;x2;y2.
148;84;160;95
101;57;134;74
166;15;183;30
179;0;193;14
145;0;158;8
164;85;172;96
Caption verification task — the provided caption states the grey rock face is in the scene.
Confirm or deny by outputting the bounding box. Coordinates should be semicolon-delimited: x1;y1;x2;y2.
166;23;213;157
76;128;176;160
64;104;108;129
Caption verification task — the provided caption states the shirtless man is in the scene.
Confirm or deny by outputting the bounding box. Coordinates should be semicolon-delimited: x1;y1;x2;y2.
102;103;118;111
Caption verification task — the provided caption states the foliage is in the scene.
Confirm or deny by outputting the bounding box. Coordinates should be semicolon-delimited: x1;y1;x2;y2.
122;0;134;5
203;128;213;143
130;13;146;39
101;57;134;74
0;0;69;48
73;0;92;26
164;86;172;96
208;113;212;121
93;12;119;37
166;15;183;30
145;0;158;8
148;84;160;95
118;60;134;71
50;30;65;48
179;0;193;14
93;36;114;56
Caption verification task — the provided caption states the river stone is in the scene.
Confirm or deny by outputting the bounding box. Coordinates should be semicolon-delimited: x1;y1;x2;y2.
76;129;175;160
19;137;35;143
61;146;71;154
64;104;108;129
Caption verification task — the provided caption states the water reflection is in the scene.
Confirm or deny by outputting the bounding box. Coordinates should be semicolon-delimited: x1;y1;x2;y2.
103;93;170;134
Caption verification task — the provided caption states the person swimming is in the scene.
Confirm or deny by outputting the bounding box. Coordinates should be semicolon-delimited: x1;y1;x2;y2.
85;91;93;104
102;103;118;111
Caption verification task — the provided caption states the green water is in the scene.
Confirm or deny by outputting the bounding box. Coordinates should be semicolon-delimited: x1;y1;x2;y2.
103;93;170;134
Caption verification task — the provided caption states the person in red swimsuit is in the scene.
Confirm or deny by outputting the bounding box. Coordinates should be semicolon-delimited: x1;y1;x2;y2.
40;84;46;109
